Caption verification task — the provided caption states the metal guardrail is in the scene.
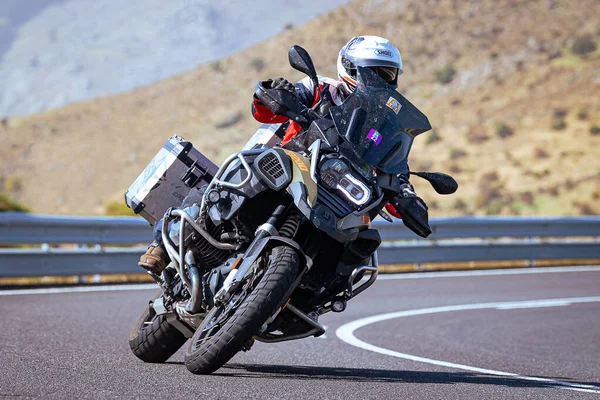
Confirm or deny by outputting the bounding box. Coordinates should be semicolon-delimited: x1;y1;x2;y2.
375;216;600;240
0;213;151;245
0;213;599;277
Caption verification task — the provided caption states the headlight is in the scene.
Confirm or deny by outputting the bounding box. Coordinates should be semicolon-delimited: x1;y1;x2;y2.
319;159;371;206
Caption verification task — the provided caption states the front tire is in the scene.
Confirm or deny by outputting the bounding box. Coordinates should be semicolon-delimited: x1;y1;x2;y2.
184;246;300;374
129;297;188;363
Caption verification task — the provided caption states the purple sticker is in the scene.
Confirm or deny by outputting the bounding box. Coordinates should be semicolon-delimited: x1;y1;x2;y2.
367;128;382;146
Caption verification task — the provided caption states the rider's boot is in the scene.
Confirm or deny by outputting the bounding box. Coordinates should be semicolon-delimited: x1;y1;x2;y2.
138;241;170;276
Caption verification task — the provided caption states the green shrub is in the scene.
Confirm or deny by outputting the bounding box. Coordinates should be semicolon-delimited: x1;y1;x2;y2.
425;129;441;144
475;171;504;210
215;112;243;129
551;119;567;131
575;201;594;215
412;47;428;57
434;64;456;84
105;200;136;216
577;109;588;120
494;121;514;138
571;36;597;55
485;200;504;215
590;125;600;135
493;74;505;85
520;191;534;205
454;198;468;211
3;175;22;192
449;148;467;160
209;61;223;73
553;108;568;119
468;130;490;144
0;192;30;212
449;164;462;173
534;147;549;159
250;58;265;72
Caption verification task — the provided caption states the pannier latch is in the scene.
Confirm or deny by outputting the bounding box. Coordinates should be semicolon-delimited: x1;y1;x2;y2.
182;162;208;188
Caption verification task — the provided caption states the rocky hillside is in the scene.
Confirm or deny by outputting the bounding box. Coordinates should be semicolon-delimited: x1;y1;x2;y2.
1;0;599;216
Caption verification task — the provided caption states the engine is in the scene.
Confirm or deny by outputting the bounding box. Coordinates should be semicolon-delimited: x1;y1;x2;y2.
168;211;232;270
192;218;232;268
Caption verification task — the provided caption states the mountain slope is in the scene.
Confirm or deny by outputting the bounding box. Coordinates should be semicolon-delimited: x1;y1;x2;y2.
1;0;599;216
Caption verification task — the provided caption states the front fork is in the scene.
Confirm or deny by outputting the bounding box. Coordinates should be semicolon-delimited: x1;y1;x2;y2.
214;205;311;305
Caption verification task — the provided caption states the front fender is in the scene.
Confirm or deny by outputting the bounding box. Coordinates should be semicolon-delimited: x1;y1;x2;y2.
231;235;309;288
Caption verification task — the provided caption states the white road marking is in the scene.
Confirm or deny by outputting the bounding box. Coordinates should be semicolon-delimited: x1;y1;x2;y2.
376;265;600;280
336;297;600;394
0;283;156;296
495;300;572;310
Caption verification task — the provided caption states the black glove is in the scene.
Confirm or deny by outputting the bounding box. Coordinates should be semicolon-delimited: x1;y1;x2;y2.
270;77;296;94
254;78;296;100
397;181;417;198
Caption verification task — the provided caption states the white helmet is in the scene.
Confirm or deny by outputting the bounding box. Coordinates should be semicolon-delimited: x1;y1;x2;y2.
337;36;403;95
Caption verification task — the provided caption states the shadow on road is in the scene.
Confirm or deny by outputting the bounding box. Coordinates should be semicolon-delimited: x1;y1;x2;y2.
214;363;598;391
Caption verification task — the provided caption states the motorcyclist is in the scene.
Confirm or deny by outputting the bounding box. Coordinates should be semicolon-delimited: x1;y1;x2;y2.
251;35;421;220
138;35;427;274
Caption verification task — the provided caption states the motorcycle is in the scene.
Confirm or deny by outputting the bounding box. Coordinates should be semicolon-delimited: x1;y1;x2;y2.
125;46;458;375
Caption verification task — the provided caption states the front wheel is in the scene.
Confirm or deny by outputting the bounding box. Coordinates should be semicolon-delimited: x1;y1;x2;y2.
184;246;300;374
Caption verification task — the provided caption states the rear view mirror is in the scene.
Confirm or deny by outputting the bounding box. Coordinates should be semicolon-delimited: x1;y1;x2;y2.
288;45;318;88
410;171;458;195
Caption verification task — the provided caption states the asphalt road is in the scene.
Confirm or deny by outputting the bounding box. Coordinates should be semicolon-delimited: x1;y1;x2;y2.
1;266;599;399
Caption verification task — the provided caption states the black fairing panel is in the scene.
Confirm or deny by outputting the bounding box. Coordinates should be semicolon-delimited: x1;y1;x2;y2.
329;66;431;174
341;228;381;265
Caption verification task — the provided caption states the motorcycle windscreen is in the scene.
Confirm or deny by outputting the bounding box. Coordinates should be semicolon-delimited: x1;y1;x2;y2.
330;66;432;174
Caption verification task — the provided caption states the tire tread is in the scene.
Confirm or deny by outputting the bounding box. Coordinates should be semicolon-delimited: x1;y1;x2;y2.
129;310;187;363
185;246;299;374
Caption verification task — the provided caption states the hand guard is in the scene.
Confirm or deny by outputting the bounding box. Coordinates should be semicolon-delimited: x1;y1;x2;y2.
388;183;432;238
254;78;306;123
385;203;402;219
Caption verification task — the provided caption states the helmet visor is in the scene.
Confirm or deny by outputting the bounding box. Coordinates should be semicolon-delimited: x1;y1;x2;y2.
370;66;398;84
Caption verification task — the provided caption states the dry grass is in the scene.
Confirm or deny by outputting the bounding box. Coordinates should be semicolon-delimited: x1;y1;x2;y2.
1;0;599;217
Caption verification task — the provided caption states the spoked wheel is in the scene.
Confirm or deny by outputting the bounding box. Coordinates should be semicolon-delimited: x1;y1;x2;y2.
129;294;188;363
185;246;300;375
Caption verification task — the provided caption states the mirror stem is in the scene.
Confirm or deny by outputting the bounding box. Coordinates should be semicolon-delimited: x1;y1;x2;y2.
312;80;324;110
